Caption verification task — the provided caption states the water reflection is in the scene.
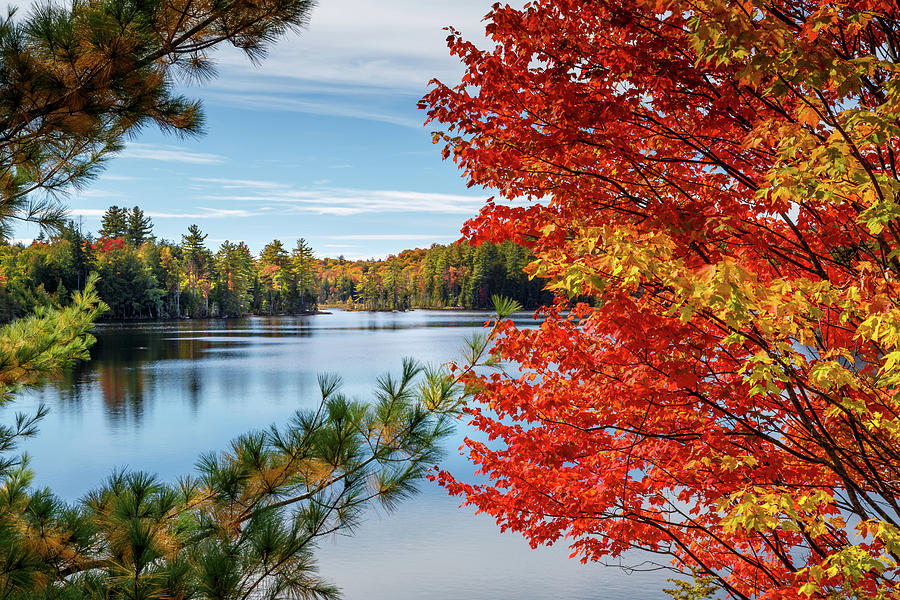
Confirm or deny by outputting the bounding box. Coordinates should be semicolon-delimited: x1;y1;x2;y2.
8;310;668;600
45;312;508;424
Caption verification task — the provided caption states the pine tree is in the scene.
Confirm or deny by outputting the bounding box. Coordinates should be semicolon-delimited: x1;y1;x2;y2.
214;241;253;316
125;206;153;246
290;238;316;311
181;225;210;316
259;240;289;314
98;206;128;239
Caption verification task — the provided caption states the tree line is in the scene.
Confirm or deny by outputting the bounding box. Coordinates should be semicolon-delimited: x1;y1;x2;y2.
0;205;547;321
318;241;549;310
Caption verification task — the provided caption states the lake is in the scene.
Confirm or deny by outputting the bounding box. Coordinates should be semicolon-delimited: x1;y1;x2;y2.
9;310;669;599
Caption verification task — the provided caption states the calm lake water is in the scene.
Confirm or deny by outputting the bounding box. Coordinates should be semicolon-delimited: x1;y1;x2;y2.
10;310;668;599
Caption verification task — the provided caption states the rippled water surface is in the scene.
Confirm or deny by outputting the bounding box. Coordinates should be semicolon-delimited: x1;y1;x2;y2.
10;310;668;600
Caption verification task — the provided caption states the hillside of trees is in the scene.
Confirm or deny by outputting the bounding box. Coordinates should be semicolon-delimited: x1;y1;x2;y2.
0;205;548;321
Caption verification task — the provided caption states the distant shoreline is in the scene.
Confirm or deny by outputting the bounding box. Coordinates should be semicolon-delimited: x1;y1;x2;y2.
95;310;329;324
93;305;506;324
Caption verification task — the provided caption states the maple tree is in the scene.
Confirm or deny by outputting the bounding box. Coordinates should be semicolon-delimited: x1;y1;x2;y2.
422;0;900;598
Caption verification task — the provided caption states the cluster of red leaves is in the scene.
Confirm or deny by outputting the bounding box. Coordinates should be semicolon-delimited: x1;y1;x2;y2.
424;1;900;598
92;237;125;253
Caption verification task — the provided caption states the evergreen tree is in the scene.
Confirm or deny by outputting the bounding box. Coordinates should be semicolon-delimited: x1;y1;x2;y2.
158;244;184;317
290;238;316;311
259;240;289;314
94;243;164;319
469;243;501;308
181;225;211;316
55;221;91;291
125;206;153;246
214;241;253;316
98;206;128;239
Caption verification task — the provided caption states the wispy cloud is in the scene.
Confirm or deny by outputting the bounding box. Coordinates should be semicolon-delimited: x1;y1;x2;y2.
195;0;502;126
207;92;422;128
192;178;290;190
117;143;227;165
69;207;258;219
197;184;489;216
99;174;143;182
324;234;456;241
77;189;124;199
212;0;492;91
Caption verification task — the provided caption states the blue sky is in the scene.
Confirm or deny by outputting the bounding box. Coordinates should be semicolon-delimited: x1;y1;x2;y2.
14;0;501;258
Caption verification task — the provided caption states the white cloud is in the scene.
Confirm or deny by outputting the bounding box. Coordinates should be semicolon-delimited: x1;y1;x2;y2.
192;178;290;190
78;189;124;199
197;185;489;215
324;234;456;241
117;143;227;165
4;0;506;129
206;92;422;128
191;0;514;125
213;0;494;91
68;209;109;217
69;207;258;219
99;174;143;182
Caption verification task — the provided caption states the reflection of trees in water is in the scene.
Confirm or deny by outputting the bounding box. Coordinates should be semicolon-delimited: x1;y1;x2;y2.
43;314;480;424
84;327;220;420
98;364;147;424
187;366;201;411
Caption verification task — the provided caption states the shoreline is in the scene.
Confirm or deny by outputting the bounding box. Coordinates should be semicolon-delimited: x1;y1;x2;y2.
93;305;509;323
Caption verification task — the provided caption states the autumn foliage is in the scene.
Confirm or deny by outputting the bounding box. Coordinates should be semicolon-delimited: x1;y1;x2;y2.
423;1;900;598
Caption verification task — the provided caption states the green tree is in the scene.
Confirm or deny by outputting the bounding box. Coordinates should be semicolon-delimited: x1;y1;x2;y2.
94;241;164;319
98;206;128;239
214;240;253;316
467;243;500;308
359;268;381;310
290;238;316;312
55;220;92;292
181;224;211;316
259;240;289;314
125;206;153;246
158;243;184;317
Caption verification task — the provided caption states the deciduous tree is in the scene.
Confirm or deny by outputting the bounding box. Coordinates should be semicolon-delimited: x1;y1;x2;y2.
423;0;900;598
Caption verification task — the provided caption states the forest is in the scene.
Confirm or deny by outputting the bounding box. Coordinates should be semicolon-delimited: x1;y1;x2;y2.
0;205;548;321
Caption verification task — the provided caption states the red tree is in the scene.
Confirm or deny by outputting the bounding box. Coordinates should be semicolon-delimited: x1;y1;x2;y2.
423;1;900;598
